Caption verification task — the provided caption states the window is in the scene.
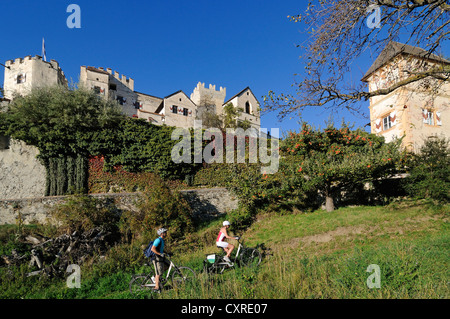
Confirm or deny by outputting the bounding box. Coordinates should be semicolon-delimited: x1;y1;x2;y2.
422;109;441;126
426;110;435;126
383;115;392;131
109;84;117;91
183;108;189;116
93;86;101;94
245;102;250;114
16;73;26;84
172;105;178;114
375;111;397;133
116;96;125;105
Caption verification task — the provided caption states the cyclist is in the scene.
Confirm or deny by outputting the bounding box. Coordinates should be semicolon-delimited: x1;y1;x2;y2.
151;227;169;293
216;221;239;264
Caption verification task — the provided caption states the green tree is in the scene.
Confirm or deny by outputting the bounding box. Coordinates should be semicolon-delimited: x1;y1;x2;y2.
3;85;124;159
1;85;124;195
404;136;450;203
282;123;403;211
223;102;241;129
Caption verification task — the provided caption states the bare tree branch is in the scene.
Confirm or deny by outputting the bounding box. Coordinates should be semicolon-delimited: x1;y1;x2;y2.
264;0;450;120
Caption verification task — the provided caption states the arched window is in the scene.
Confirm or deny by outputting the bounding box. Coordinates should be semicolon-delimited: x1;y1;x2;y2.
245;101;250;114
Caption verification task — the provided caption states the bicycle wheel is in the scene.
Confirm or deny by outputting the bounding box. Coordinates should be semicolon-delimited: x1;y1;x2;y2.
129;274;154;298
172;266;196;288
240;248;262;267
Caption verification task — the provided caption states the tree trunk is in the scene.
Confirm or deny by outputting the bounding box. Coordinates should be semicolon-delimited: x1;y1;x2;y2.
325;186;335;212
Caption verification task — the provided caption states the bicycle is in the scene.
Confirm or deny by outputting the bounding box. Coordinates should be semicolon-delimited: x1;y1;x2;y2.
203;237;262;274
129;254;196;297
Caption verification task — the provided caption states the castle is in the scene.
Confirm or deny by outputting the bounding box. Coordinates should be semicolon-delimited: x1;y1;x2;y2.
2;55;261;132
363;41;450;152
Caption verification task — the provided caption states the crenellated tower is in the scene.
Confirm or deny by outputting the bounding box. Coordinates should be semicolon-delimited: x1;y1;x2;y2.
190;82;226;115
3;55;67;100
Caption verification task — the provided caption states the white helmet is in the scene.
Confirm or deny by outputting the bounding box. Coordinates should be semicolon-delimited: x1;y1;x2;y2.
223;221;230;226
157;228;168;235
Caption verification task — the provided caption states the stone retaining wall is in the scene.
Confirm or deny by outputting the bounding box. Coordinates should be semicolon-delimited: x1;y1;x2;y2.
0;188;239;225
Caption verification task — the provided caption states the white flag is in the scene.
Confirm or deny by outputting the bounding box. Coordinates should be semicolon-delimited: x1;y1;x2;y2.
42;38;46;61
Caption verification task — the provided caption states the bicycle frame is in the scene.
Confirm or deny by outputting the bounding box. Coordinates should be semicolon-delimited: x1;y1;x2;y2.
233;242;244;260
214;240;244;268
143;257;179;287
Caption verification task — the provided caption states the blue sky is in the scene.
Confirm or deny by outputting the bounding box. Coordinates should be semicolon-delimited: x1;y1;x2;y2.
1;1;447;136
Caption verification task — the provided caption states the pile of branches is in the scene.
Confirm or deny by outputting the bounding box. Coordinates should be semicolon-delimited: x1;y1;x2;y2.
1;226;120;278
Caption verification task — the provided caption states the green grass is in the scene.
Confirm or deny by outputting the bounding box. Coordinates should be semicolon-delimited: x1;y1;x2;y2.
1;201;448;299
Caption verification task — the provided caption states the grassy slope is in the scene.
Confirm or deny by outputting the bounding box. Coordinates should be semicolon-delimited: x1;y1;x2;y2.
241;202;449;298
1;201;449;299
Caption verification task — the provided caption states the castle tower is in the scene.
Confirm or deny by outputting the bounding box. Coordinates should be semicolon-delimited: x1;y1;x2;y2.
3;55;67;100
79;65;137;118
190;82;226;115
362;41;450;152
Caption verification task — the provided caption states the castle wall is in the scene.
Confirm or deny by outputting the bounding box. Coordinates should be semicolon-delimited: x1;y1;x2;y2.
0;138;46;200
402;89;450;152
109;75;138;117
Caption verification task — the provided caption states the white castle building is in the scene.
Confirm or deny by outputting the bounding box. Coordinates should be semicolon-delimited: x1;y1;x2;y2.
2;55;261;131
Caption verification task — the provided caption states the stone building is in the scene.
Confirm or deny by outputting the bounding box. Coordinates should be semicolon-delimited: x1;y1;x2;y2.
79;66;138;118
362;41;450;152
3;55;67;100
79;66;261;131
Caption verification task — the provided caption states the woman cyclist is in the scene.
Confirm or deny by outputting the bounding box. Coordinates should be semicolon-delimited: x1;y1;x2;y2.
216;221;239;263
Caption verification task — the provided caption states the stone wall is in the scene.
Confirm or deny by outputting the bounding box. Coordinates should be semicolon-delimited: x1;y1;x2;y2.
0;188;239;225
0;138;47;200
179;187;239;220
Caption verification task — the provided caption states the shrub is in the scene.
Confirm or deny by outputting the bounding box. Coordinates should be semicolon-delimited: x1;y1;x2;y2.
404;136;450;203
49;195;120;234
193;163;230;187
122;175;194;244
88;155;162;193
105;119;200;180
